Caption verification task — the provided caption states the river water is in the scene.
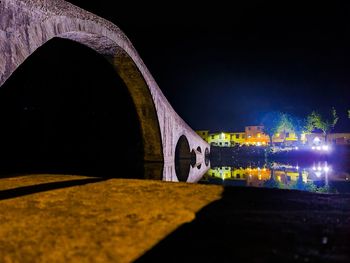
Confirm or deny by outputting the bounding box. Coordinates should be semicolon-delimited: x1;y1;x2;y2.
200;160;350;193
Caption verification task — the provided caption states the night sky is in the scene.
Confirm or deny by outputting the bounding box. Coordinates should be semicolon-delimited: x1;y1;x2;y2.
68;1;350;132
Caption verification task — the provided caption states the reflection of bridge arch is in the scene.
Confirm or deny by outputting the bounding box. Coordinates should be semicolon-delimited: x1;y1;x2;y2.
0;0;209;171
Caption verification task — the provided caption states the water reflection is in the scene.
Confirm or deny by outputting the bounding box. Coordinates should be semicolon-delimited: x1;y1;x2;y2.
162;161;210;183
201;160;350;193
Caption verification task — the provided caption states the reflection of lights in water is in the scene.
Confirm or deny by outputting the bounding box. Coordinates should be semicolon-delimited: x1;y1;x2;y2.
296;165;299;170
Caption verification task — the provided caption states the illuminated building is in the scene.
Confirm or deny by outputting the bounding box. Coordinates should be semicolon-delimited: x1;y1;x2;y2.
195;130;209;142
207;132;231;147
230;132;246;145
245;126;269;145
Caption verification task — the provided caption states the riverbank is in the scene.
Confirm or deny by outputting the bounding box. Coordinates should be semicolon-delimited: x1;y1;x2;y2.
0;175;349;262
210;145;350;166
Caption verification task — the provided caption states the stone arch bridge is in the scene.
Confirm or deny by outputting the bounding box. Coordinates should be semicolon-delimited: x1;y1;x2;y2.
0;0;209;181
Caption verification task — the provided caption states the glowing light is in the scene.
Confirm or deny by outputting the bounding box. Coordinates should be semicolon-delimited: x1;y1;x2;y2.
315;171;322;177
312;146;315;150
317;166;322;171
314;137;321;143
324;166;330;172
316;146;321;151
322;145;329;151
295;146;299;150
312;166;316;171
296;165;299;170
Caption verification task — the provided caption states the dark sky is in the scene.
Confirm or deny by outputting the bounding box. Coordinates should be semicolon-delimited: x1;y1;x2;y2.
68;0;350;132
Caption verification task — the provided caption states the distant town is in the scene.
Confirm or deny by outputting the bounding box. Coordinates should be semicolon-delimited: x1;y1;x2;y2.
196;125;350;147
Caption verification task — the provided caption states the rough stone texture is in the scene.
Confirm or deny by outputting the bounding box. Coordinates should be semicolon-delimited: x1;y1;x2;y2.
0;0;210;179
0;175;223;263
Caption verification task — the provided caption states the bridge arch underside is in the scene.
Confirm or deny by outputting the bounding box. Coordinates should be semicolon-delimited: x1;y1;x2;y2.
0;37;162;178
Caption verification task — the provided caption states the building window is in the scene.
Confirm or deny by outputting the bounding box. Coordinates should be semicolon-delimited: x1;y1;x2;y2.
219;142;222;146
248;127;251;130
286;132;290;138
225;142;228;145
235;134;239;139
211;135;214;139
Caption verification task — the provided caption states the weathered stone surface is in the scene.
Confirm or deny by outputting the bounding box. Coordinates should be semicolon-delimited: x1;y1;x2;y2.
0;0;210;179
0;174;223;262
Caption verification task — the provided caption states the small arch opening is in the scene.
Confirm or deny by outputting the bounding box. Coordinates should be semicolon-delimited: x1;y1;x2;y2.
190;149;197;168
196;146;202;153
205;147;210;166
175;135;192;182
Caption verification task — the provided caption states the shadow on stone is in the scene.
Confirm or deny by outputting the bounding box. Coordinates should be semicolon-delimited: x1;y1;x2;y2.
0;177;108;201
136;187;350;263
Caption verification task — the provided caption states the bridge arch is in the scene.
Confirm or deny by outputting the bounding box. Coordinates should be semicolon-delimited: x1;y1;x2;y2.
0;10;162;162
0;0;210;176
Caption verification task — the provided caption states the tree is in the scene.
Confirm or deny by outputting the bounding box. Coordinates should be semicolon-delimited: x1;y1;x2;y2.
305;107;339;142
290;115;306;143
261;111;282;145
277;113;294;143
